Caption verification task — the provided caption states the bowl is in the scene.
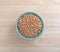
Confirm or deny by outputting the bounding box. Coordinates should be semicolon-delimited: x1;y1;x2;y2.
16;12;44;40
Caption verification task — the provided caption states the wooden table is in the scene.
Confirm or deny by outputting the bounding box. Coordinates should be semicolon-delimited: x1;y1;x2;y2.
0;0;60;52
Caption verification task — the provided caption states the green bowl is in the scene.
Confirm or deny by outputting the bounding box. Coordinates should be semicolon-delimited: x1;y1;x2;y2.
16;12;44;40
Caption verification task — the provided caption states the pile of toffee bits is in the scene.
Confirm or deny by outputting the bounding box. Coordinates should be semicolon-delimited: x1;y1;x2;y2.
18;14;42;38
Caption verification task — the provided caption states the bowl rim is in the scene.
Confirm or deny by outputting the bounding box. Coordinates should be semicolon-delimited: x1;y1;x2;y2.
16;11;44;40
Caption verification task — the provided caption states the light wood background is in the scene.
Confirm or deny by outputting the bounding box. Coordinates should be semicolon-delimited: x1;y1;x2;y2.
0;0;60;52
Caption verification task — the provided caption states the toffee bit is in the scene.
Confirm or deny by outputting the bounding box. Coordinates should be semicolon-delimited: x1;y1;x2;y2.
18;14;42;38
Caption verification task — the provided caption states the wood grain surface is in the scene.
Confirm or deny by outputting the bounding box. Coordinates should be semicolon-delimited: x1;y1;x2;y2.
0;0;60;52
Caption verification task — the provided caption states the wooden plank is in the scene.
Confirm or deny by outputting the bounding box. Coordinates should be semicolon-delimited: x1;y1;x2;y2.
0;0;60;52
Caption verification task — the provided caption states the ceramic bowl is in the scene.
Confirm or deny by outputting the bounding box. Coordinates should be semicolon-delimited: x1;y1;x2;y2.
16;12;44;40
